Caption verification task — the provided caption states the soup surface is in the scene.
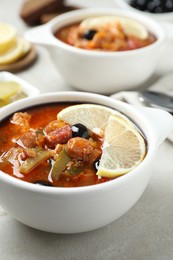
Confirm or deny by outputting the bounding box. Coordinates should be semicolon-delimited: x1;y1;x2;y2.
0;103;146;187
55;16;156;51
0;103;110;187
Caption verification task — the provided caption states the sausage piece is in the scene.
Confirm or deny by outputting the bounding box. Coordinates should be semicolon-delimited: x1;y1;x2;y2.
66;137;102;163
17;131;37;148
11;112;31;130
45;125;72;148
44;120;66;134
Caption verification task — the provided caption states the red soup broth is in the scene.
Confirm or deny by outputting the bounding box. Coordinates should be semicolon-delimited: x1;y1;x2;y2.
0;103;112;188
55;22;157;51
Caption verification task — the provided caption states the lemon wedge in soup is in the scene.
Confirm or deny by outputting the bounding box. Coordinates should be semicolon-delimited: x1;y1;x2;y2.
97;115;146;178
58;104;146;178
58;104;132;136
79;16;148;40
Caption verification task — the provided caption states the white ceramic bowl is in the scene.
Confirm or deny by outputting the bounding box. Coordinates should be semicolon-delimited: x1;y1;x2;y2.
25;8;165;94
0;71;40;98
114;0;173;22
0;91;173;234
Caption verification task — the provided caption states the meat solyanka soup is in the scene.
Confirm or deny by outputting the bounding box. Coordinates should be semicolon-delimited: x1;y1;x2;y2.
0;103;147;187
55;16;156;51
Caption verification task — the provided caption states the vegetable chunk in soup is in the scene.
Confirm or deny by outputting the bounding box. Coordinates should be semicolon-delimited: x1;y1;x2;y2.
55;16;156;51
0;103;106;187
0;103;146;187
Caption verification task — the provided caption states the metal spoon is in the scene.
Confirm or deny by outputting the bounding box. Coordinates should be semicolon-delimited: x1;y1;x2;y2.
138;90;173;113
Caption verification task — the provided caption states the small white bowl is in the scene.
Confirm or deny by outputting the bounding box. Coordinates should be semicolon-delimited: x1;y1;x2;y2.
114;0;173;22
0;71;40;100
25;8;165;94
0;91;172;233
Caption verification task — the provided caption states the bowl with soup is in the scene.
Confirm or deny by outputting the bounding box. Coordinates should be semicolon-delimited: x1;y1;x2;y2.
0;91;172;233
25;8;165;94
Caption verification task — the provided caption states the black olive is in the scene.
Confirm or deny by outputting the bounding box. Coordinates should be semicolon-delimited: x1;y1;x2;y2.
164;0;173;12
33;181;52;186
83;30;97;40
130;0;147;10
94;158;100;171
130;0;173;13
71;123;89;139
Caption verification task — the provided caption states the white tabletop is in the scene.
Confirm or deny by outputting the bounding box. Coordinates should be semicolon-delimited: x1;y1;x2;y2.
1;1;173;259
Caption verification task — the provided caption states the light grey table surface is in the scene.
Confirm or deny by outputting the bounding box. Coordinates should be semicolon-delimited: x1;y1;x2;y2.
1;1;173;259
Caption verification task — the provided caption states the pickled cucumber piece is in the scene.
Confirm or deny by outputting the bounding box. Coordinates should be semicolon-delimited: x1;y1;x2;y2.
19;148;50;174
51;148;71;180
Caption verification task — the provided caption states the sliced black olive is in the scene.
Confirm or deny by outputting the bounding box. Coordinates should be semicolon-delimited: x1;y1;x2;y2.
83;30;97;40
94;158;100;171
33;181;52;186
71;123;89;139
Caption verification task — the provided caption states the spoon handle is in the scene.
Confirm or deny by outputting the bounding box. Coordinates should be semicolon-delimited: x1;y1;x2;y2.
138;90;173;112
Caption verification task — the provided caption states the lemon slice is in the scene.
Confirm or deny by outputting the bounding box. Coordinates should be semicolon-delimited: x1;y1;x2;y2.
58;104;130;136
120;17;148;40
58;104;146;178
80;16;148;40
0;81;21;100
21;37;31;55
97;115;146;178
0;23;17;54
0;36;31;65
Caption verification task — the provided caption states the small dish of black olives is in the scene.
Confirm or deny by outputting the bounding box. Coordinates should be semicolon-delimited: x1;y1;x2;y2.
114;0;173;22
130;0;173;13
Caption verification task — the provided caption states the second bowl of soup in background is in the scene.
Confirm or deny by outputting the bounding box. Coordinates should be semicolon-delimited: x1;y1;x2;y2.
25;8;165;94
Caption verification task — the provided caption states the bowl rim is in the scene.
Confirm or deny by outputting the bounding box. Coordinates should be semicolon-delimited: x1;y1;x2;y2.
45;8;165;57
0;91;157;195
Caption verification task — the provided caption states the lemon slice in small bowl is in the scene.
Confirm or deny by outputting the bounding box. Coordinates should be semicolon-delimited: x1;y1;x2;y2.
0;81;22;107
79;16;148;40
0;71;40;107
0;81;21;100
